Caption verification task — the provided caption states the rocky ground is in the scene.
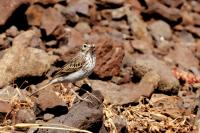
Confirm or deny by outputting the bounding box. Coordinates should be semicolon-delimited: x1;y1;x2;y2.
0;0;200;132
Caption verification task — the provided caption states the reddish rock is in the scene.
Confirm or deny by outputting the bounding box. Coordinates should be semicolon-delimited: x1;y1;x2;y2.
0;0;29;25
25;4;45;26
0;30;58;88
94;37;124;78
67;0;95;16
55;28;84;61
37;90;66;111
75;22;91;34
91;78;158;104
32;0;61;5
166;44;199;69
132;54;179;93
41;7;65;35
37;91;103;133
145;1;181;21
0;100;12;113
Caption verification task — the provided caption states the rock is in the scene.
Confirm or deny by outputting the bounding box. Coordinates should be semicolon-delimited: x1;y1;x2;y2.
0;100;11;113
132;54;179;93
37;90;67;111
145;1;181;21
25;4;45;26
75;22;91;34
131;40;153;54
43;113;55;121
32;0;62;5
37;90;104;133
93;37;124;78
126;7;152;44
0;30;58;88
16;109;36;123
67;0;95;16
0;33;9;49
101;7;127;20
174;31;195;44
166;44;199;70
0;86;21;113
45;40;57;47
91;78;158;105
99;0;124;4
0;0;29;25
54;28;84;61
148;20;172;42
112;115;127;132
54;4;79;22
41;7;65;35
5;26;19;37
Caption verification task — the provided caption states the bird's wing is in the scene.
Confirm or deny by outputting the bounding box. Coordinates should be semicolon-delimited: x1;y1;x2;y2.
54;54;85;78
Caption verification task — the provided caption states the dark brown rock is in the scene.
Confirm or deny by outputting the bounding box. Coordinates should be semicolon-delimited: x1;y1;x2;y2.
37;90;104;133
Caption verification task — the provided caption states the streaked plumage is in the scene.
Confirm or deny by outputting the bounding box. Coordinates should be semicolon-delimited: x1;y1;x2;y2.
30;43;96;96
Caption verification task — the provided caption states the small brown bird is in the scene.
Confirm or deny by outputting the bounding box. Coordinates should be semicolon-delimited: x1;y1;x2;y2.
30;43;96;96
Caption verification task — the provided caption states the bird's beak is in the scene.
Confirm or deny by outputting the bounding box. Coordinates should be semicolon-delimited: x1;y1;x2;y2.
91;44;95;49
91;44;95;52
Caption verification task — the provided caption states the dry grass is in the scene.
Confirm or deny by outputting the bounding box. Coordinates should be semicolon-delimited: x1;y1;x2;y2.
103;98;197;133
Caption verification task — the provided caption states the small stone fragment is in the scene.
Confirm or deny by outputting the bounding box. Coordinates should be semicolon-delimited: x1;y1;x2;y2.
16;109;36;123
5;26;19;37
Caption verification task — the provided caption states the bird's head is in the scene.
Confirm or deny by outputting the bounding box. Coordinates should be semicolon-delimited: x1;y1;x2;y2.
80;43;95;54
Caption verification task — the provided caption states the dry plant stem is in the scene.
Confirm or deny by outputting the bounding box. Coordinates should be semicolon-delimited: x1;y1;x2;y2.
29;81;53;96
61;83;92;103
0;123;92;133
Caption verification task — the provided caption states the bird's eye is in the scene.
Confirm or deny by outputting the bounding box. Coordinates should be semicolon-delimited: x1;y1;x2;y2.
83;44;87;48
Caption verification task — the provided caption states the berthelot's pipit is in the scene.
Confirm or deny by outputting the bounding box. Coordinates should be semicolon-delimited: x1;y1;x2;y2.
30;43;96;97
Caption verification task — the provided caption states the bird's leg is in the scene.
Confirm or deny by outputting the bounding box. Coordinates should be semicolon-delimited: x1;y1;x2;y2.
83;78;91;87
82;79;101;103
61;83;92;103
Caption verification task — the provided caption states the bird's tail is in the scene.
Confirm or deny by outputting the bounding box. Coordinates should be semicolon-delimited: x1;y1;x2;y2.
29;81;53;97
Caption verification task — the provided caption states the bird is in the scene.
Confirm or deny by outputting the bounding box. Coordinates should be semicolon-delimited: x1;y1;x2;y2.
30;43;96;97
